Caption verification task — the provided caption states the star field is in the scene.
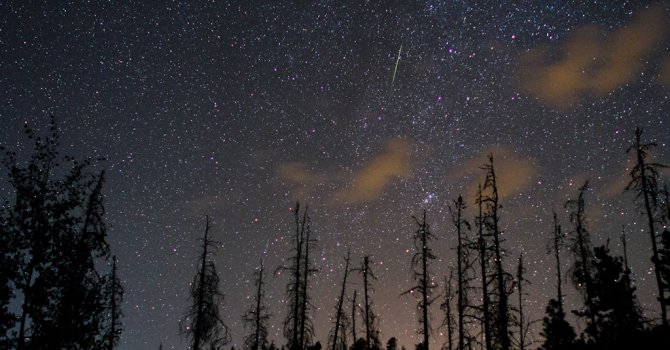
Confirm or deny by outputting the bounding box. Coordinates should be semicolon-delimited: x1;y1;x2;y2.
1;1;669;349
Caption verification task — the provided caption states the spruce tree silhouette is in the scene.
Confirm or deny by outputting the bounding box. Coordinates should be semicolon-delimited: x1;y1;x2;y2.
180;216;230;350
277;202;317;350
243;259;271;350
402;210;437;350
626;127;668;327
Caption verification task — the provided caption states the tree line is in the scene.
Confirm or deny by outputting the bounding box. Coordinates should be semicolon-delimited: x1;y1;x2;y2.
2;120;670;350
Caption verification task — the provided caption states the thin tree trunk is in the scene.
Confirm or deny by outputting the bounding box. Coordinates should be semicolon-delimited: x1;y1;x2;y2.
634;132;668;327
292;204;304;350
454;197;466;350
363;257;372;350
352;290;358;343
332;252;351;350
421;212;430;350
477;186;492;350
552;213;564;314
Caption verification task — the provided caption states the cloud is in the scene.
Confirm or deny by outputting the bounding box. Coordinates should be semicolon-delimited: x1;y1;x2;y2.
276;161;325;186
447;145;538;202
334;138;412;204
520;5;668;107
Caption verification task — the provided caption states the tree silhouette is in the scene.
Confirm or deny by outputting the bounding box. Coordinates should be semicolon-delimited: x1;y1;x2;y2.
565;181;597;338
440;270;456;350
351;290;358;344
588;244;644;346
538;299;575;350
0;118;119;349
475;185;493;350
180;216;230;350
386;337;398;350
329;251;352;350
355;256;380;350
103;255;124;350
244;259;271;350
626;127;668;327
477;154;512;350
660;229;670;307
514;255;532;350
548;213;566;313
447;195;475;350
278;202;316;350
403;210;438;350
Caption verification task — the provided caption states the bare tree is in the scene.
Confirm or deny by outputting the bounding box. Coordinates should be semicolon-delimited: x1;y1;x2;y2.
244;259;271;350
356;256;380;350
476;185;493;350
565;182;597;338
480;155;511;350
403;210;438;350
626;127;668;327
277;202;316;350
440;270;456;350
180;216;230;350
448;195;476;350
329;251;352;350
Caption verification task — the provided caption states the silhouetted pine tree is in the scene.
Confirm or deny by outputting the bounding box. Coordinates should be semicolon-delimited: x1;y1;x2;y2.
440;270;456;350
514;255;532;350
539;212;575;350
1;118;118;349
448;195;476;350
480;155;513;350
626;127;668;327
244;259;271;350
403;211;438;350
386;337;398;350
180;216;230;350
538;299;575;350
588;244;644;346
356;256;380;350
278;203;316;350
299;208;318;350
329;251;352;350
565;182;597;339
475;185;493;350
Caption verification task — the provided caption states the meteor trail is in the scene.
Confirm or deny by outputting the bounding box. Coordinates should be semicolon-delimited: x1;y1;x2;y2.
391;43;402;84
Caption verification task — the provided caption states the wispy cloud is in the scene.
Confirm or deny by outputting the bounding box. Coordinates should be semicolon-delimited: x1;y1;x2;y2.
447;145;538;202
520;5;668;108
334;138;412;204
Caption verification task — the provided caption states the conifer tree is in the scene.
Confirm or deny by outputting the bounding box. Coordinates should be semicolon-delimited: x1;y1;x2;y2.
403;211;438;350
626;127;668;327
480;155;511;350
244;259;271;350
565;182;597;338
448;196;475;350
180;216;230;350
278;203;316;350
356;256;380;350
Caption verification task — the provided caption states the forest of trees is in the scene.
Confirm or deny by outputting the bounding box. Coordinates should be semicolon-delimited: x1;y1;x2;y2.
2;120;670;350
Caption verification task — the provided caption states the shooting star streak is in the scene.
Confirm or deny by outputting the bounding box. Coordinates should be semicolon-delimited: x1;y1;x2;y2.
391;43;402;84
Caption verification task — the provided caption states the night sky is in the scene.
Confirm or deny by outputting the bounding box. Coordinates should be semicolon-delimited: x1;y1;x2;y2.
1;1;670;349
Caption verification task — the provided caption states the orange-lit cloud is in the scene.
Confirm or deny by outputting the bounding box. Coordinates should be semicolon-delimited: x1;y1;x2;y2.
334;138;412;204
520;5;668;107
447;145;538;202
276;161;325;186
